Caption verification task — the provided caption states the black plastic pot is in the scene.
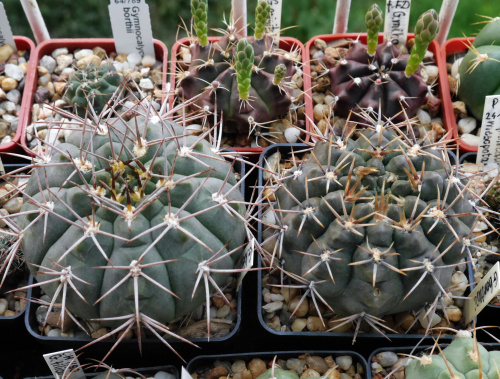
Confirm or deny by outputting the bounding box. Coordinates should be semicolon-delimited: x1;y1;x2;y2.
187;351;368;379
0;164;32;336
23;159;248;359
24;364;178;379
458;152;500;336
367;342;500;379
256;143;468;353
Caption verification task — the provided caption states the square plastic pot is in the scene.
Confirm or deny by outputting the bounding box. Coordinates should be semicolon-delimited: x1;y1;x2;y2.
0;164;32;334
23;159;246;354
0;37;37;162
459;152;500;333
257;143;469;348
169;36;307;156
442;37;477;153
304;34;448;144
19;38;169;154
187;351;368;379
24;365;178;379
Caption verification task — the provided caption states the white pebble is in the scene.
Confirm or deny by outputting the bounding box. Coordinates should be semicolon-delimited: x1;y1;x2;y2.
335;356;352;370
39;55;56;73
142;55;156;67
5;64;24;81
376;352;398;367
461;133;480;147
285;127;300;143
74;49;93;60
139;78;154;90
418;311;441;329
47;328;62;337
52;48;69;58
417;109;431;125
0;298;7;315
484;162;499;179
423;65;439;82
313;51;324;60
262;301;283;313
127;52;142;66
458;117;476;134
113;62;125;72
38;73;51;86
474;221;488;232
6;89;21;105
154;372;175;379
450;271;468;297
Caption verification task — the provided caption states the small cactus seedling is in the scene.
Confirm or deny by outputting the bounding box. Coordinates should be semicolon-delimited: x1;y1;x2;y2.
458;17;500;119
63;63;122;116
259;109;491;340
176;0;300;145
323;4;439;122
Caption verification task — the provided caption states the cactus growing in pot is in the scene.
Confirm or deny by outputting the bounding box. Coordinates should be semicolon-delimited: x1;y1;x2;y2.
176;0;298;143
0;83;252;358
260;111;486;337
323;4;439;123
458;17;500;120
405;330;500;378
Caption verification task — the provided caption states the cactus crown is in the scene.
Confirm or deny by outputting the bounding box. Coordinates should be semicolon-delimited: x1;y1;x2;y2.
191;0;208;47
366;4;383;56
255;0;272;40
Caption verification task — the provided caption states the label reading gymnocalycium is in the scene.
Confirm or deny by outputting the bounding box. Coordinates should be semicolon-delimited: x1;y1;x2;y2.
43;349;85;379
477;95;500;165
108;0;155;59
266;0;283;45
0;2;16;50
237;236;255;290
464;262;500;324
383;0;411;50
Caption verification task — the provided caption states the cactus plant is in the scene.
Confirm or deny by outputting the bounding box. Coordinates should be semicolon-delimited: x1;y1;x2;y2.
458;17;500;119
260;113;484;335
176;0;296;139
324;5;439;122
0;83;251;357
406;330;500;378
63;62;122;116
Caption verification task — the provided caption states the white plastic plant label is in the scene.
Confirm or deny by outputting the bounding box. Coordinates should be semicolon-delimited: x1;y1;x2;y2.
108;0;155;59
43;349;86;379
383;0;411;50
0;2;16;50
266;0;282;45
476;95;500;165
464;262;500;324
182;367;195;379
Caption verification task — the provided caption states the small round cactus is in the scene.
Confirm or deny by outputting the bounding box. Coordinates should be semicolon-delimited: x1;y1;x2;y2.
406;330;500;378
458;17;500;119
63;63;122;116
325;5;438;122
177;0;295;136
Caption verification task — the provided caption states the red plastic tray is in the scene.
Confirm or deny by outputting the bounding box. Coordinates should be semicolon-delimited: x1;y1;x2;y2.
304;34;448;144
442;37;476;153
20;38;169;154
0;36;36;161
169;36;307;156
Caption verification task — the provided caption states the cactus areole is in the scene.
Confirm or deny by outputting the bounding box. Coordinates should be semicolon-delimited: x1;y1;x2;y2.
326;7;439;122
263;125;477;320
18;115;247;329
177;0;295;135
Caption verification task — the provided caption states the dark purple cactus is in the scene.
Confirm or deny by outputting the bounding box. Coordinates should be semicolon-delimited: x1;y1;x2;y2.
327;41;429;123
176;0;295;136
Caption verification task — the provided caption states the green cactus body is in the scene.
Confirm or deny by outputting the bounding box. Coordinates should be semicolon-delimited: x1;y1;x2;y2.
191;0;208;47
177;2;294;135
406;331;500;379
267;128;476;317
63;63;122;116
255;0;272;40
18;116;246;327
325;6;437;123
458;18;500;119
257;368;299;379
